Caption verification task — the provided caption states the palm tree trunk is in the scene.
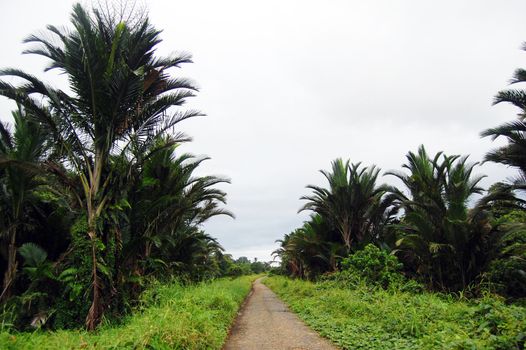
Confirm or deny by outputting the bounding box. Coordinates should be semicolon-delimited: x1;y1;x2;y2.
113;227;122;303
341;221;352;252
0;228;17;302
85;153;103;330
85;230;101;331
145;241;152;259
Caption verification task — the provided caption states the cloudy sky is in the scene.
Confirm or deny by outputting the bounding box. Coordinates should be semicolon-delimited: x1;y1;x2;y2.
1;1;526;261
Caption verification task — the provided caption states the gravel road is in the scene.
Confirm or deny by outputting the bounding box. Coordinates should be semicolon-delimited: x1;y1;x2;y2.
223;277;338;350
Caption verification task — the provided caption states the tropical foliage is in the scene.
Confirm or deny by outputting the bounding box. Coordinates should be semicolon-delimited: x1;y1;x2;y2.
481;42;526;186
265;276;526;350
0;3;237;331
299;160;394;252
273;214;344;279
1;0;526;342
0;276;255;349
386;146;494;291
275;145;525;296
274;41;526;300
0;106;50;302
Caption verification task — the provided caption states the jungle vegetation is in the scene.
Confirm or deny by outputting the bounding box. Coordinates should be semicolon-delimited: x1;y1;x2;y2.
273;43;526;300
264;276;526;349
1;276;255;349
0;0;524;342
0;3;268;332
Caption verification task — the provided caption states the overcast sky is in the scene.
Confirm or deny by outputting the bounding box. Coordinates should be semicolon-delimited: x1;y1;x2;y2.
1;1;526;261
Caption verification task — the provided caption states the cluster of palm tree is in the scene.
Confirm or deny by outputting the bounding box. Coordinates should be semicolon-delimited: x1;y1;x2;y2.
273;214;344;279
388;147;497;291
0;4;235;330
274;45;526;296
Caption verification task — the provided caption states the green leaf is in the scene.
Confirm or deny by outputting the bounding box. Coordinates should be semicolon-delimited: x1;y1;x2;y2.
19;243;47;267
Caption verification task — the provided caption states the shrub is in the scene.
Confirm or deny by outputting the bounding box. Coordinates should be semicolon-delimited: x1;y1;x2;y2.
486;211;526;299
331;244;407;289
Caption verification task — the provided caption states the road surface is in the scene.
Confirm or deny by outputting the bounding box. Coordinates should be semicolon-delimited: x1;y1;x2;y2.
223;277;338;350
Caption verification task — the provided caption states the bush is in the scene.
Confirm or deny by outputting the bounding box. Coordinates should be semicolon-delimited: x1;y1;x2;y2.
487;255;526;298
50;217;92;329
333;244;406;289
486;211;526;299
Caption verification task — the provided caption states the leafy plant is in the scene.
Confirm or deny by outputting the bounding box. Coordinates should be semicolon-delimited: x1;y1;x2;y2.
484;210;526;298
338;244;405;289
387;145;493;291
300;159;395;252
19;243;54;285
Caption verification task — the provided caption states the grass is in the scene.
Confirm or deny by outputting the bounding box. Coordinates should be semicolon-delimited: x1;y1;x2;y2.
0;275;255;349
264;276;526;350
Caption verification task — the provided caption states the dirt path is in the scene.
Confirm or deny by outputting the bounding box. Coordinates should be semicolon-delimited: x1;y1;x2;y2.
223;277;338;350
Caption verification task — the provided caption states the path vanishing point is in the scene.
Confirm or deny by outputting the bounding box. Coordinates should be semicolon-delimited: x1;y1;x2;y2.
223;278;338;350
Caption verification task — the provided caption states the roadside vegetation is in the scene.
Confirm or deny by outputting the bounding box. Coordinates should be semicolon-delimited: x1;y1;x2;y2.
0;2;274;334
1;0;526;348
271;38;526;349
265;275;526;349
0;275;255;349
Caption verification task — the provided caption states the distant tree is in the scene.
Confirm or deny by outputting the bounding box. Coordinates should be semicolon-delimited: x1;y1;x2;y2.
236;257;250;264
250;260;267;274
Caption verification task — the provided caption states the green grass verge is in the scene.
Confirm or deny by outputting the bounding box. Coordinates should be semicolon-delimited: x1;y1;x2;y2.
264;276;526;350
0;276;255;349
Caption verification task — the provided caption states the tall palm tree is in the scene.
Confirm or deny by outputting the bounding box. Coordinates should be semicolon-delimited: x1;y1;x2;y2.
481;120;526;180
481;42;526;187
0;106;49;301
300;159;392;252
0;4;201;329
386;145;490;290
479;41;526;298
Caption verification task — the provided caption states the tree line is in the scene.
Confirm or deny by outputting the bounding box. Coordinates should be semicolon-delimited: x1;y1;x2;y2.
273;45;526;299
0;3;255;331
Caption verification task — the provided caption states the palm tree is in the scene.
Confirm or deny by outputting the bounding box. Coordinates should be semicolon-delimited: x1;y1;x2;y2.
481;120;526;180
0;4;201;329
166;228;225;280
0;106;49;301
386;145;490;290
299;159;392;252
122;136;233;277
273;230;309;278
479;41;526;298
272;215;346;278
481;43;526;188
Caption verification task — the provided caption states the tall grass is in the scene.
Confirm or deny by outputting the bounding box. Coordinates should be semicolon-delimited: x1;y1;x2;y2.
0;276;255;349
264;276;526;349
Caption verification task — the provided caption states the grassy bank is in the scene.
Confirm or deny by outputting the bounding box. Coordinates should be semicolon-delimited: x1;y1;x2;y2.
0;276;255;349
264;276;526;349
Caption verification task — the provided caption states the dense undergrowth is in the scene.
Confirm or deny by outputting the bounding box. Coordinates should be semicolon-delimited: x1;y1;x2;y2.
265;276;526;350
0;276;255;349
